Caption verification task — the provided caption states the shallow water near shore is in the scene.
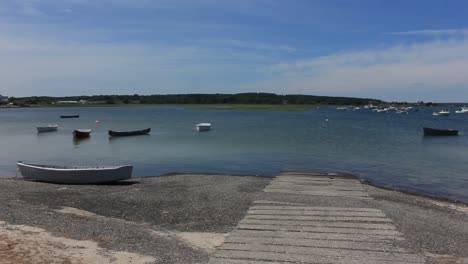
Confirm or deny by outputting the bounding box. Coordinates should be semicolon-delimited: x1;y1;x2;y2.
1;105;467;202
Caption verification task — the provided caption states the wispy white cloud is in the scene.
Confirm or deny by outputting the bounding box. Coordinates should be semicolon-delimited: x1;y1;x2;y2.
254;37;468;101
198;39;295;53
388;28;468;36
0;31;270;96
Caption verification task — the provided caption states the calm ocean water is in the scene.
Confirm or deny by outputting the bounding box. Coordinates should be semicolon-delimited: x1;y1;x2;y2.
1;105;467;202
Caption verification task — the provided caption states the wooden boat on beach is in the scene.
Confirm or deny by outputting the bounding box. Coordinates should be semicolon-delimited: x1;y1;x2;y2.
73;129;91;138
423;127;459;136
108;128;151;137
17;162;132;184
61;115;80;118
37;124;58;133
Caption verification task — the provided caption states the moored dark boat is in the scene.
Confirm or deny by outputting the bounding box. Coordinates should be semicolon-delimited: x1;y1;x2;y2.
73;129;91;138
61;115;80;118
423;127;458;136
108;128;151;137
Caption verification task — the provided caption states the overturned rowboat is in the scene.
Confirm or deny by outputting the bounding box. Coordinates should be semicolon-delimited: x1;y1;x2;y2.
108;128;151;137
73;129;91;138
17;162;133;184
196;123;211;132
423;127;459;136
37;124;58;133
61;115;79;118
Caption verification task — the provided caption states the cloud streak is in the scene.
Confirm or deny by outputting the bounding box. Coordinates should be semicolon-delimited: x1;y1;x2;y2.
388;28;468;36
256;37;468;101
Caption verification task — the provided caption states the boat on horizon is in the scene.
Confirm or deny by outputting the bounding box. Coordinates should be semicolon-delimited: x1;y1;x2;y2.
455;106;468;114
17;162;132;184
423;127;459;136
37;124;58;133
433;110;450;116
375;108;388;113
196;123;211;132
73;129;91;138
108;128;151;137
61;115;80;118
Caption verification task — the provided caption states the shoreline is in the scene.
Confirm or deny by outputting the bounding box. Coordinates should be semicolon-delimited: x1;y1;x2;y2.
2;172;467;206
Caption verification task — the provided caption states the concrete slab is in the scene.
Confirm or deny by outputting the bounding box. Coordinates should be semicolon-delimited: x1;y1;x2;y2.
208;172;424;264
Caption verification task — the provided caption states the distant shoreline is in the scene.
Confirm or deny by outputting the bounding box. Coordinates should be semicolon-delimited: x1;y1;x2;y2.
1;103;318;111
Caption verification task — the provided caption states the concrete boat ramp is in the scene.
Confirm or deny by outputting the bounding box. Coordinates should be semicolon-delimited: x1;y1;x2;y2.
209;172;425;264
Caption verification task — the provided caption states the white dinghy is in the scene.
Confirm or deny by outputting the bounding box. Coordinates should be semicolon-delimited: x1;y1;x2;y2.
196;123;211;132
17;162;132;184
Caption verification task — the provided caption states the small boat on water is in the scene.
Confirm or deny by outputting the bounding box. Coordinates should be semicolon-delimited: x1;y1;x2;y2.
196;123;211;132
108;128;151;137
73;129;91;138
433;110;450;116
375;108;388;113
455;107;468;114
61;115;80;118
37;124;58;133
17;162;132;184
423;127;459;136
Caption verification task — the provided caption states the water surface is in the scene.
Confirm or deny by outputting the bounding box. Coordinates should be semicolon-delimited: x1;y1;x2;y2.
1;106;467;202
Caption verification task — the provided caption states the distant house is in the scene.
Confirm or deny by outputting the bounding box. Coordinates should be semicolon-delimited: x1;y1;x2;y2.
56;100;79;104
0;95;8;105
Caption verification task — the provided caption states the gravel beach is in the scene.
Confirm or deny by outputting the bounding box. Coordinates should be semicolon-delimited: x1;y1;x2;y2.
0;173;467;264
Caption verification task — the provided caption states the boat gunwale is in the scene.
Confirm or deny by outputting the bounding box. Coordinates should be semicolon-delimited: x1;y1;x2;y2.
108;128;151;136
17;162;131;172
196;123;211;127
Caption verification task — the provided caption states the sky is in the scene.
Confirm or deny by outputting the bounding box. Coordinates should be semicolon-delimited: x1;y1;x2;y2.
1;0;468;102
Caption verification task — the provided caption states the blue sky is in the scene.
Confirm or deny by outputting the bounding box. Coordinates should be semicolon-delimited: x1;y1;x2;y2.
1;0;468;101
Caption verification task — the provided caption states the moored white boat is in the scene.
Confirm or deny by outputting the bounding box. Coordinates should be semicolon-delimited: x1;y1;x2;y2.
196;123;211;132
37;124;58;133
433;110;450;116
376;108;388;113
455;107;468;114
17;162;132;184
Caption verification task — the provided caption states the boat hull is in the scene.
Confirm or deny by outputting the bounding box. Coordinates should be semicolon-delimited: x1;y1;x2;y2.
37;125;58;133
423;127;458;136
61;115;80;118
17;162;132;184
73;129;91;138
197;126;211;132
108;128;151;137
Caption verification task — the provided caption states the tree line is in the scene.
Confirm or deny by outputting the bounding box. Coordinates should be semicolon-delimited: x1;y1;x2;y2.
9;93;380;106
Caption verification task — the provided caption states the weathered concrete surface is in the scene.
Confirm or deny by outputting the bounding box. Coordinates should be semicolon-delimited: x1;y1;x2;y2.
209;172;468;264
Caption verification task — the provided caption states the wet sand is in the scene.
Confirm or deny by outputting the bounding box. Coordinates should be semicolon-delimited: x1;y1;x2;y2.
0;173;467;264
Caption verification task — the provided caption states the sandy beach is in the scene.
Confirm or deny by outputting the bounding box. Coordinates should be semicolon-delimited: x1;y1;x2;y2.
0;173;467;264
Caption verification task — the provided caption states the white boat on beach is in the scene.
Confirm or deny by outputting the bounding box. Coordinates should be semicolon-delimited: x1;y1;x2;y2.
196;123;211;132
17;162;132;184
455;107;468;114
37;124;58;133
